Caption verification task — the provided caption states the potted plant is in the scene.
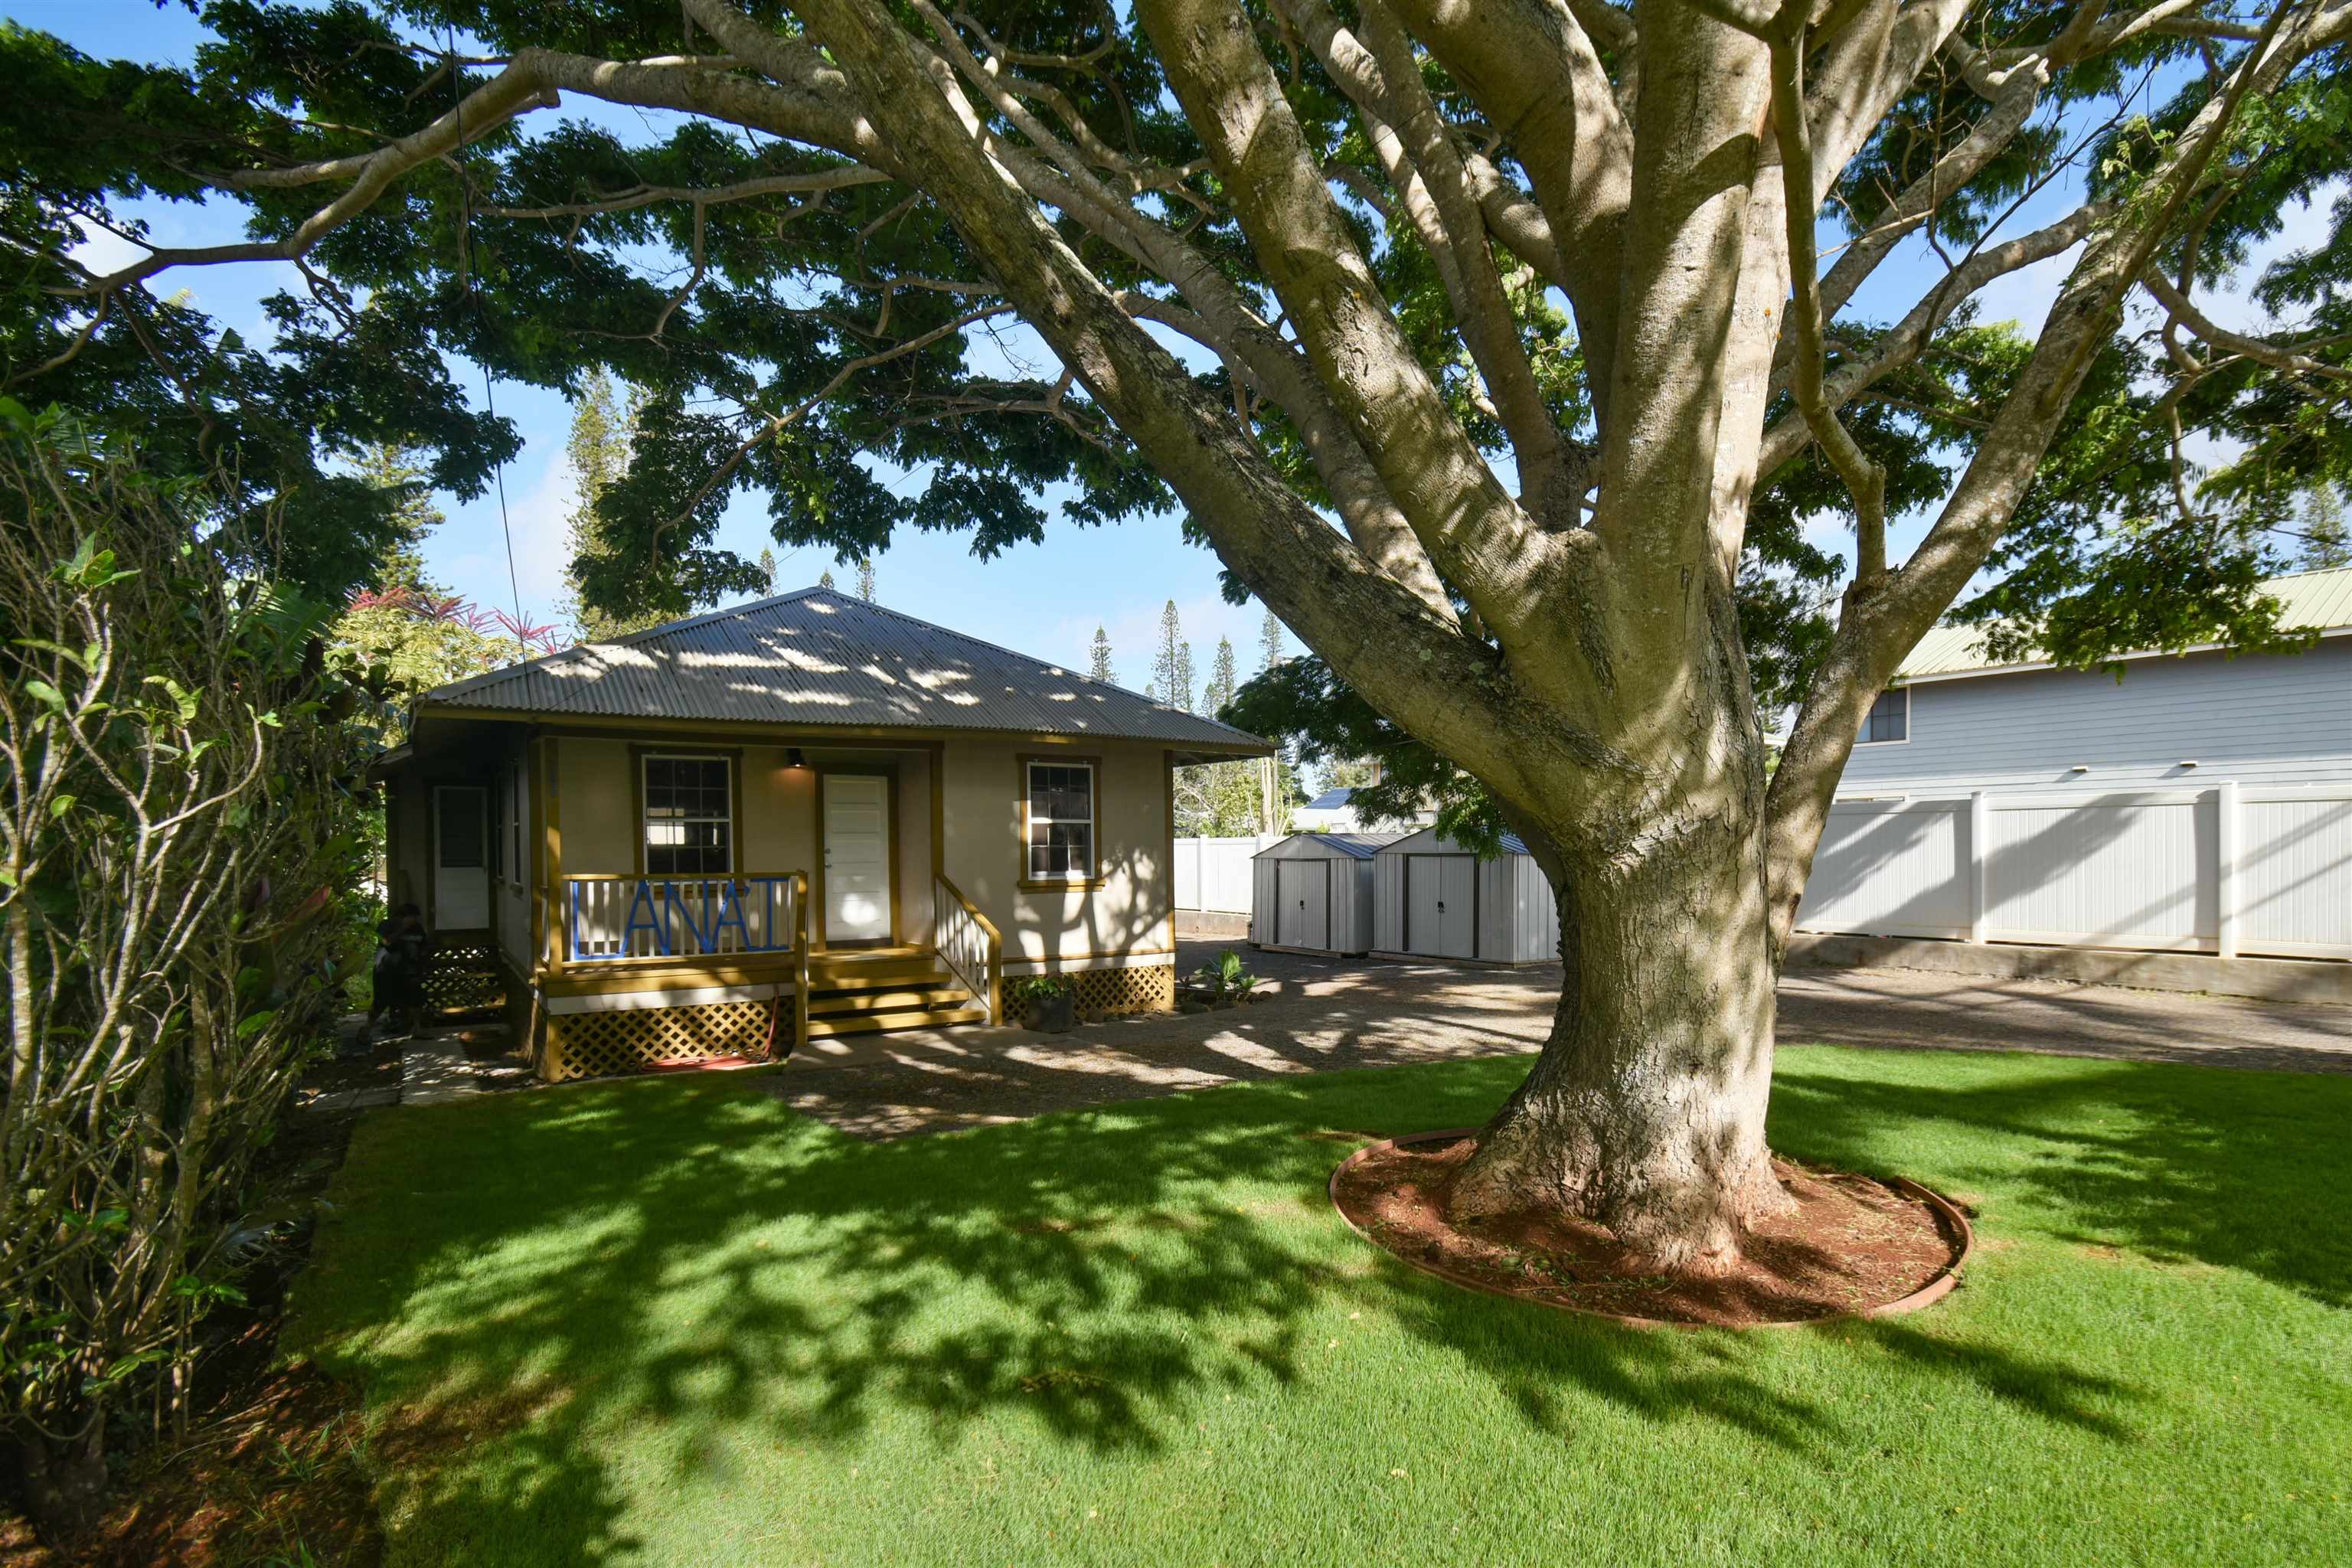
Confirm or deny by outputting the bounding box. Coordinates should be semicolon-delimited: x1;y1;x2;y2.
1011;973;1077;1033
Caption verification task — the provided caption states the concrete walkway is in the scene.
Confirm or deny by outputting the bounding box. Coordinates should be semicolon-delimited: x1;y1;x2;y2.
764;941;2352;1139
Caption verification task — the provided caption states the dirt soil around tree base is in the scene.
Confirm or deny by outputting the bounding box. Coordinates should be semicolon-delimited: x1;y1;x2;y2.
1331;1133;1965;1328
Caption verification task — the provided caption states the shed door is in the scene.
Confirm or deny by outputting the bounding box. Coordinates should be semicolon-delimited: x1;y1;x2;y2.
1405;855;1476;959
431;785;490;930
1277;859;1330;949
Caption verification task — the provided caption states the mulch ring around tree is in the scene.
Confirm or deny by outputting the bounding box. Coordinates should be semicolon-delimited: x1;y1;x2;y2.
1329;1129;1971;1329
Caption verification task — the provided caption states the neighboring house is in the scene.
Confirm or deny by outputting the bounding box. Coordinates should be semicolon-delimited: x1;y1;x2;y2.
1798;566;2351;962
1838;566;2352;796
1292;786;1437;832
374;587;1270;1080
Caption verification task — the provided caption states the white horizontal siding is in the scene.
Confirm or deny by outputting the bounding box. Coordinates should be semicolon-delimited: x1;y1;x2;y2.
1839;642;2351;796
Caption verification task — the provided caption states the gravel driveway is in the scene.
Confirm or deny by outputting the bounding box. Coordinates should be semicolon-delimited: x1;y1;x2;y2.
763;940;2352;1139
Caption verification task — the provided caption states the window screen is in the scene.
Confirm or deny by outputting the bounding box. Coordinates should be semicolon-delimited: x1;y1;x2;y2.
436;788;484;868
1860;688;1908;744
643;755;731;876
1026;762;1095;880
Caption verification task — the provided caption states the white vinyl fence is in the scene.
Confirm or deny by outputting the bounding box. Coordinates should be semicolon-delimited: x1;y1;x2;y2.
1798;784;2352;960
1174;835;1285;915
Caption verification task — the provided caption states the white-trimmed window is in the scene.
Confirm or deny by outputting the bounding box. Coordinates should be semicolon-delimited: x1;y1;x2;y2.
1024;760;1096;882
1858;687;1909;745
643;754;731;875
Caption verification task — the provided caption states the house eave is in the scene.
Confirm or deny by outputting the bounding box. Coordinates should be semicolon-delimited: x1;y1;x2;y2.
1899;623;2351;685
404;700;1274;756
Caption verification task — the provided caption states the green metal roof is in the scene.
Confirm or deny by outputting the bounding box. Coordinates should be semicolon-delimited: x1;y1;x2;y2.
1897;566;2352;682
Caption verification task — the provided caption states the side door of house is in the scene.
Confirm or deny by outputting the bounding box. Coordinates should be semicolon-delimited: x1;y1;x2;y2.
822;772;893;944
1277;860;1329;949
431;784;490;930
1406;855;1475;959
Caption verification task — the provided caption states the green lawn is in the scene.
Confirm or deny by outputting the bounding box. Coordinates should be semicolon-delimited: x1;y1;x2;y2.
288;1046;2352;1566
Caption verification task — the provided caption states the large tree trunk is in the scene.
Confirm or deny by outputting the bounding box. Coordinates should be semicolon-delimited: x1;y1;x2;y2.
1452;788;1789;1276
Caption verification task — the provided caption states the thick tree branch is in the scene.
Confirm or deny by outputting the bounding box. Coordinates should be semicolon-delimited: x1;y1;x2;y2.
776;0;1609;804
59;64;559;297
1753;198;2117;479
1768;28;1888;586
1136;0;1566;655
2138;270;2352;381
1276;0;1573;514
1387;0;1634;422
475;165;890;220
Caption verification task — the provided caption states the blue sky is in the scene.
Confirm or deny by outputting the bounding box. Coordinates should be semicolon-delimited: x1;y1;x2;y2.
16;2;2331;689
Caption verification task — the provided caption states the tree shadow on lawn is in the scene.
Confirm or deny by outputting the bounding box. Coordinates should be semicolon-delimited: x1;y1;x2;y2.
291;1048;2347;1565
1770;1046;2352;1311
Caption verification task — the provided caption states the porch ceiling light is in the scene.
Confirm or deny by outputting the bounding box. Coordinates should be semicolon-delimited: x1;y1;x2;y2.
786;747;808;769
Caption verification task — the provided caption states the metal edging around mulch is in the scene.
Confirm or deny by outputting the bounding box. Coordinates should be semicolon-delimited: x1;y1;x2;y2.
1328;1127;1975;1331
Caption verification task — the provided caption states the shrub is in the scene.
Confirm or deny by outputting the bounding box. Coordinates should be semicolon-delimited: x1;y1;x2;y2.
0;403;389;1540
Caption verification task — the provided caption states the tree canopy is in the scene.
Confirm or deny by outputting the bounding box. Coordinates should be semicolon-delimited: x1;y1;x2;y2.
8;0;2351;1266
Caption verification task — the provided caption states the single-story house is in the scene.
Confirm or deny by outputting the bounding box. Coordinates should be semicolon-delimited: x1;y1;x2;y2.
375;587;1271;1080
1838;564;2350;797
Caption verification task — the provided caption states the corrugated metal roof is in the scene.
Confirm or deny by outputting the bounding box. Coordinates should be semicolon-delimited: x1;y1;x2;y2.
1900;565;2352;681
1253;830;1406;860
1377;826;1530;857
418;587;1272;750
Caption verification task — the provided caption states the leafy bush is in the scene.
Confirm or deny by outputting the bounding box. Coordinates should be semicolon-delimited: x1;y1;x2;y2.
1192;949;1261;1004
0;403;390;1540
1006;974;1074;1009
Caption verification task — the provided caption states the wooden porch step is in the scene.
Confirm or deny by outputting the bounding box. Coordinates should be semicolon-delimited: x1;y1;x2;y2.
804;1003;989;1037
805;964;953;994
805;984;973;1018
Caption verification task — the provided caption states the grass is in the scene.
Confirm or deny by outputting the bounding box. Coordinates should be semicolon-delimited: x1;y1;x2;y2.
286;1046;2352;1566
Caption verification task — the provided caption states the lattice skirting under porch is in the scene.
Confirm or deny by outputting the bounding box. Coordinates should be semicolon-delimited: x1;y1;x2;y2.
541;995;792;1082
1067;962;1175;1018
422;936;505;1014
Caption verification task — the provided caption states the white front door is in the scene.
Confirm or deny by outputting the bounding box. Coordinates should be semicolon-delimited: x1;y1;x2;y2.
822;773;892;943
432;785;490;930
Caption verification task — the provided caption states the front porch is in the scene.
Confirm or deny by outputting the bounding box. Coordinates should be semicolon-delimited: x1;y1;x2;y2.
528;870;1008;1080
388;717;1191;1084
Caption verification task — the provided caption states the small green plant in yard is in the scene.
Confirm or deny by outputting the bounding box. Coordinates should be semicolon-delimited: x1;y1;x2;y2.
1192;949;1262;1004
1004;974;1074;1008
289;1048;2352;1566
1006;973;1076;1030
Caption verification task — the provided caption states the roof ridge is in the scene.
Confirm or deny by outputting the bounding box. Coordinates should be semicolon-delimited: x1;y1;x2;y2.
413;585;838;703
831;590;1263;742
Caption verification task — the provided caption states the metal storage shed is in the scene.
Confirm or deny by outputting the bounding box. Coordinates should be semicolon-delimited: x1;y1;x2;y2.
1250;832;1403;956
1372;829;1560;965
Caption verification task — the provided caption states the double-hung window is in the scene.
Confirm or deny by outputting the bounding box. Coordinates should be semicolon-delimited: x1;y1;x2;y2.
1024;760;1096;883
643;754;732;875
1857;687;1909;745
